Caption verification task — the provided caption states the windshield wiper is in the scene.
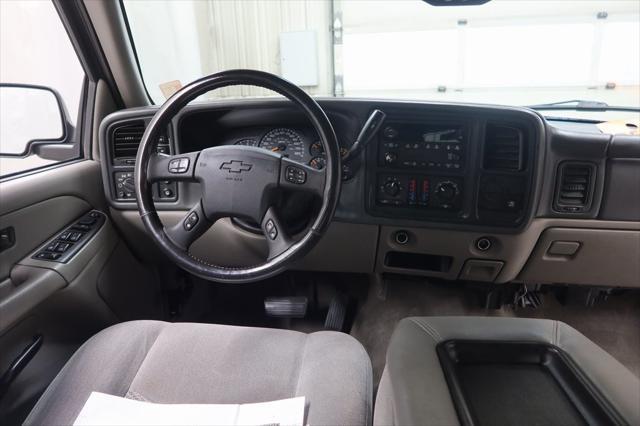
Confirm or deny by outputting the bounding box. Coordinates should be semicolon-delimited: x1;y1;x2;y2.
528;99;639;112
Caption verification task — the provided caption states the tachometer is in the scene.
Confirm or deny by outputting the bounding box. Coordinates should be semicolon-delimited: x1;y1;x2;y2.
260;128;306;161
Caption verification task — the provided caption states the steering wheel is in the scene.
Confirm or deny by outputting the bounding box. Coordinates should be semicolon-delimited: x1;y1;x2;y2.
134;70;341;283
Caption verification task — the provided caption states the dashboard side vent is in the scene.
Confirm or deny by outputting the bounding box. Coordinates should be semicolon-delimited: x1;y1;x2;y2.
111;121;170;165
112;122;145;159
483;124;523;171
554;162;596;213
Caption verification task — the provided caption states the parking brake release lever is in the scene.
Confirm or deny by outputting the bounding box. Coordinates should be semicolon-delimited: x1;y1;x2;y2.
343;109;386;163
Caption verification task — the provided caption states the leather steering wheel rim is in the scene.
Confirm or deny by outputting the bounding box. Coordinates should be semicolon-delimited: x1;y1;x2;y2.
134;70;341;283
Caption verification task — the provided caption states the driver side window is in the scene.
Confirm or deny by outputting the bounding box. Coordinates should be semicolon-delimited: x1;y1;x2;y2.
0;1;85;178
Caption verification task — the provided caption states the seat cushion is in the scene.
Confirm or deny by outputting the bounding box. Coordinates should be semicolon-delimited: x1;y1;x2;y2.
25;320;372;425
374;316;640;426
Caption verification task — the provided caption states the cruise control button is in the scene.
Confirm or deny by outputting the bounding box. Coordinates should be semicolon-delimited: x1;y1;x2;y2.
268;227;278;240
169;157;190;174
183;211;199;231
265;219;275;233
285;166;306;184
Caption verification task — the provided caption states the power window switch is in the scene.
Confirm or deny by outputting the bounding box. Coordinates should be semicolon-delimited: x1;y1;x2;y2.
36;252;61;260
69;232;83;242
45;242;59;252
55;243;71;253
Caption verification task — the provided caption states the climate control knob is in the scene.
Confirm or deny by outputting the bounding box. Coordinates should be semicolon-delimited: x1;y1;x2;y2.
434;181;459;202
383;178;402;197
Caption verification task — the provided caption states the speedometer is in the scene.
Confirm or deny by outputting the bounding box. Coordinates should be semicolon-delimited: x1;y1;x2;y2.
260;128;306;161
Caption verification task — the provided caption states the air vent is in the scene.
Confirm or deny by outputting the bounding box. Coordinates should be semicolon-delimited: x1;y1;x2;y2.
554;162;595;213
113;122;145;159
483;124;523;171
111;121;170;165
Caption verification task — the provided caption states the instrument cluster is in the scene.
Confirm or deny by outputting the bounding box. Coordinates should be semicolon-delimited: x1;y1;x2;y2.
232;127;347;170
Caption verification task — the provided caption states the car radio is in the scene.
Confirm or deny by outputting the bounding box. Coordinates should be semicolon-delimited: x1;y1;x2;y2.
379;123;465;171
373;122;466;212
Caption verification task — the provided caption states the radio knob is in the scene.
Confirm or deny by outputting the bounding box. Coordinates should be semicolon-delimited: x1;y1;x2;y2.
384;152;397;164
435;181;458;202
383;178;401;196
383;126;398;139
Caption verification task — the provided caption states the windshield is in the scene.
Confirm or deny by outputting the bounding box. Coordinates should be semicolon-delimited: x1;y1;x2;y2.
123;0;640;119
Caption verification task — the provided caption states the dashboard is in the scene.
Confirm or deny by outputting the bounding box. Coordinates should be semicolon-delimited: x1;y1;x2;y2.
98;98;640;288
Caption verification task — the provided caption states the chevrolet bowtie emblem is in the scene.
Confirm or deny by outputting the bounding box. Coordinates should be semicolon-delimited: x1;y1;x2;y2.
220;160;253;173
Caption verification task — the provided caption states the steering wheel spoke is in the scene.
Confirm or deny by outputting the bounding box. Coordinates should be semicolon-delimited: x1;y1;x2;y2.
279;157;326;197
147;151;200;182
261;206;293;261
164;201;211;250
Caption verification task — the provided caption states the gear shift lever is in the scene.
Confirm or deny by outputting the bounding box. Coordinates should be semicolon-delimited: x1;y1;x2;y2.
343;109;386;163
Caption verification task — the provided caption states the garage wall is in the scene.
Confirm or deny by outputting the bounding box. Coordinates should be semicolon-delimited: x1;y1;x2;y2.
125;0;333;102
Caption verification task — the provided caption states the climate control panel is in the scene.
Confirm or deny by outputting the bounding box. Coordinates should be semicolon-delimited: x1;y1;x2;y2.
376;174;463;211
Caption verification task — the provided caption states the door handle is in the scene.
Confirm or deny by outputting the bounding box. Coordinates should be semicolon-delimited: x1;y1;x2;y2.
0;227;15;253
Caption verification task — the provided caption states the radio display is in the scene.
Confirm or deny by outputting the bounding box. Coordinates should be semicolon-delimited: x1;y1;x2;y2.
380;123;465;171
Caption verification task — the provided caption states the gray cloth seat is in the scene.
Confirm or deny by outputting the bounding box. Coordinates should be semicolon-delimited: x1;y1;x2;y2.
374;316;640;426
26;320;372;425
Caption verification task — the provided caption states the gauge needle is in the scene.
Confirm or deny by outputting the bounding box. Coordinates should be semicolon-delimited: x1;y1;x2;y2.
271;147;281;152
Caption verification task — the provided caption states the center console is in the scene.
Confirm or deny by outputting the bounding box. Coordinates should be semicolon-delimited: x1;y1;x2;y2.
367;111;538;229
375;122;467;212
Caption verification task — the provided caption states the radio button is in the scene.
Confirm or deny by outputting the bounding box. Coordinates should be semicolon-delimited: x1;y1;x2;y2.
383;152;397;164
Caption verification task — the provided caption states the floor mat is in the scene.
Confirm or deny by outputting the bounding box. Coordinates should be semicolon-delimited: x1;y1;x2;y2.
349;278;640;390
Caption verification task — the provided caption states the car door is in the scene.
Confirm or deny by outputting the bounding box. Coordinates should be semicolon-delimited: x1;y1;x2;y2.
0;2;159;424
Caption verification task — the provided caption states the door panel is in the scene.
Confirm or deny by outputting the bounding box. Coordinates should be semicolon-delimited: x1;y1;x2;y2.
0;159;122;424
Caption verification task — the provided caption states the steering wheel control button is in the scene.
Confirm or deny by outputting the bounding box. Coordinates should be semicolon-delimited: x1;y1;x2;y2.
285;166;306;184
184;212;199;231
168;157;190;174
265;219;278;240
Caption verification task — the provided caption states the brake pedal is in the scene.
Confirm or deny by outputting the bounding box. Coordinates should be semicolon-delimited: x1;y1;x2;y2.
324;293;348;331
264;297;308;318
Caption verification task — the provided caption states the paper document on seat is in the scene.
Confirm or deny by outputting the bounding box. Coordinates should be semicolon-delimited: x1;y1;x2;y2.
73;391;305;426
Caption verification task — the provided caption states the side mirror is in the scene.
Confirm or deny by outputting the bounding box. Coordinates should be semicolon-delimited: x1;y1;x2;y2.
0;83;74;157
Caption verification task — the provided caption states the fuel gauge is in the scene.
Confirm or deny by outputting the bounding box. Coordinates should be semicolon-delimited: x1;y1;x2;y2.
309;157;326;170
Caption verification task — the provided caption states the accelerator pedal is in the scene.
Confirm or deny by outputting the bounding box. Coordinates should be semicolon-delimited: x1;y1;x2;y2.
264;297;308;318
324;293;348;331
